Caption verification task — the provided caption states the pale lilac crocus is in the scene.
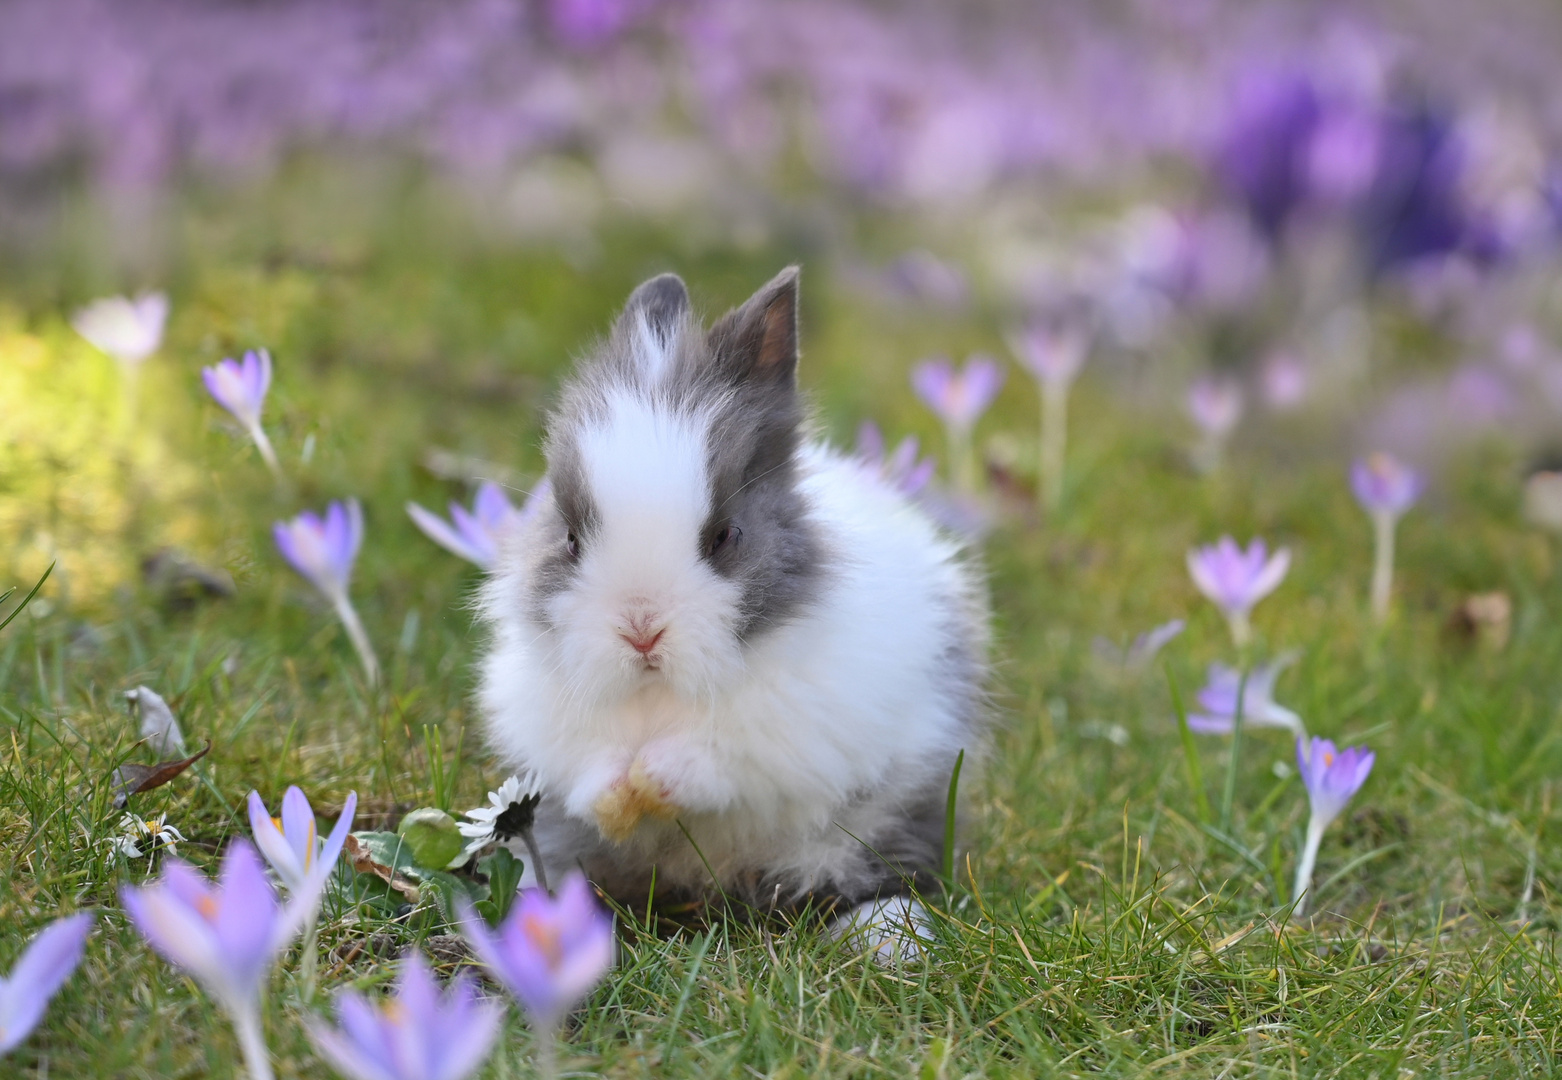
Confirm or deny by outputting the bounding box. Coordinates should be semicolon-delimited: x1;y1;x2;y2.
1010;322;1088;510
1185;654;1305;737
71;292;168;366
1292;737;1375;916
203;349;280;477
855;421;936;498
406;480;550;569
274;500;379;685
1350;453;1424;624
307;952;502;1080
248;787;357;993
122;841;296;1080
1186;375;1244;472
1093;619;1185;676
911;354;1005;491
457;873;613;1079
0;913;94;1056
1187;536;1291;649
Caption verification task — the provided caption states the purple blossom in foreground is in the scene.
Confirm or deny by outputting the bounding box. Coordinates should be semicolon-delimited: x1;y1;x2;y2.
307;952;502;1080
275;500;379;685
855;422;936;498
912;354;1005;491
122;841;296;1080
406;480;551;569
71;293;168;366
1010;322;1089;510
458;873;613;1074
1185;654;1304;737
1187;536;1291;648
248;786;356;993
1293;737;1375;915
202;349;280;476
1351;453;1423;624
0;913;94;1056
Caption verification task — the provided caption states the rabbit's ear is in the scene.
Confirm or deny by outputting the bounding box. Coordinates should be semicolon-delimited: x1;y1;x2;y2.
618;272;690;349
706;266;799;389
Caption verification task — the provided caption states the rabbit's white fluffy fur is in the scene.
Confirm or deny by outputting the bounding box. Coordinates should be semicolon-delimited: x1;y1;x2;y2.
478;268;989;948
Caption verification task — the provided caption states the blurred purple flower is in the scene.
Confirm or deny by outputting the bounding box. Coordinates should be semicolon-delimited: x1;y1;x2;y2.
1216;70;1322;238
307;952;502;1080
1185;654;1304;736
1293;736;1375;914
406;480;550;569
1352;453;1422;624
1093;618;1184;676
1186;376;1244;437
912;354;1006;432
1260;353;1308;410
1187;536;1290;648
457;873;613;1032
72;292;168;366
1360;105;1475;274
122;841;294;1080
855;422;936;498
1350;453;1423;518
203;349;280;476
1011;322;1087;389
275;500;379;685
0;913;94;1056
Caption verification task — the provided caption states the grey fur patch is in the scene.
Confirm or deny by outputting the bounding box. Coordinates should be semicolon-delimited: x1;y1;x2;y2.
624;273;690;348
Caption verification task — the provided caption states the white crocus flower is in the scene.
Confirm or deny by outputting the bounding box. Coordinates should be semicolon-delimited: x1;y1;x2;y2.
72;293;168;365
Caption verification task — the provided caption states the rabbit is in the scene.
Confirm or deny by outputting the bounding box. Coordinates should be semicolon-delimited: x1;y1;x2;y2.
477;267;991;957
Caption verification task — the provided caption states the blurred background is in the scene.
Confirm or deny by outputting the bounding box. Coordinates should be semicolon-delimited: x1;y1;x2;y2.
7;0;1562;610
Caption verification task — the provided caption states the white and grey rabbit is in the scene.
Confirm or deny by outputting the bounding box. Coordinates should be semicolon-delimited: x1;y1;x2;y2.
477;267;991;952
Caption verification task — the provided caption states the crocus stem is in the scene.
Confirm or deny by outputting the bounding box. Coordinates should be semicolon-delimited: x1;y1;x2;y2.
299;914;319;1002
248;424;283;481
332;594;380;687
1040;379;1069;512
949;423;977;493
232;1004;275;1080
520;826;550;895
1218;667;1248;834
1292;815;1326;918
1370;509;1397;624
1226;610;1253;651
535;1023;559;1080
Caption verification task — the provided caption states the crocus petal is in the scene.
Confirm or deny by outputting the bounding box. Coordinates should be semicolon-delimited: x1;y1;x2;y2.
308;1017;402;1080
249;790;307;890
407;503;491;567
279;787;318;875
0;913;94;1054
1248;547;1292;604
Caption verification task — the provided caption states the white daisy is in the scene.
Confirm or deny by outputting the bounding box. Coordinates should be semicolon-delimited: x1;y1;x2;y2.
458;772;543;848
106;812;186;858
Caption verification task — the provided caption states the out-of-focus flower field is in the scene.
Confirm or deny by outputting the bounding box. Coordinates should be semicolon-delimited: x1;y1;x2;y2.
7;1;1562;1076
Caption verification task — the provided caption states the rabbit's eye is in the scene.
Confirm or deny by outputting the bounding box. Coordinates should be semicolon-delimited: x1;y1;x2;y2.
566;531;580;558
709;524;740;555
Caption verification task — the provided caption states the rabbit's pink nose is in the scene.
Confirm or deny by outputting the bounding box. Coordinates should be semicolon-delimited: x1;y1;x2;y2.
621;628;664;655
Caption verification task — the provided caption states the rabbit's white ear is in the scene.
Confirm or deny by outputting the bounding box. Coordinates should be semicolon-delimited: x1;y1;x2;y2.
706;266;799;388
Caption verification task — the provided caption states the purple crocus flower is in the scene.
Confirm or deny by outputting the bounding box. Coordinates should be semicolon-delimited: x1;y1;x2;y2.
1011;322;1088;510
912;354;1006;431
912;354;1005;491
202;349;280;476
248;787;357;992
457;873;613;1058
1292;737;1376;915
406;480;550;569
307;952;502;1080
1351;453;1423;624
1186;375;1244;471
0;913;94;1056
122;841;296;1080
1187;536;1291;648
855;422;936;498
275;500;379;685
1093;618;1185;676
1215;70;1323;239
72;292;168;366
1185;654;1304;736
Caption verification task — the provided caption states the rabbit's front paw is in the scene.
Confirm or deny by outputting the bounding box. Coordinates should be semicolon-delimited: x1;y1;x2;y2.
634;737;733;815
592;758;678;843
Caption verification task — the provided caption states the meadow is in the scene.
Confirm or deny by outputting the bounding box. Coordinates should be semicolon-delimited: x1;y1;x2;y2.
4;194;1562;1079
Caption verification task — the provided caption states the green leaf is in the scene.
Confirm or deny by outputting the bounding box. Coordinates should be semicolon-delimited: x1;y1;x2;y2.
396;807;465;871
475;848;524;926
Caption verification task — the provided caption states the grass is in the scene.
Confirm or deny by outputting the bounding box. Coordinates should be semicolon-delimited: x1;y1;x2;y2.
5;206;1562;1079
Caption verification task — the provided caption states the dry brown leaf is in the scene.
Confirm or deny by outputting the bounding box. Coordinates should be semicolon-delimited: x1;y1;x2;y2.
111;741;211;808
343;834;422;901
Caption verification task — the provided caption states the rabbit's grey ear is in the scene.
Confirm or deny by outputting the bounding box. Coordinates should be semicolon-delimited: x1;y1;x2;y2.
706;266;799;388
620;273;690;348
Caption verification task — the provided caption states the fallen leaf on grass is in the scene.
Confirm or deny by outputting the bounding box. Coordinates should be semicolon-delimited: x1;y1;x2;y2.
111;741;211;808
343;834;422;902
